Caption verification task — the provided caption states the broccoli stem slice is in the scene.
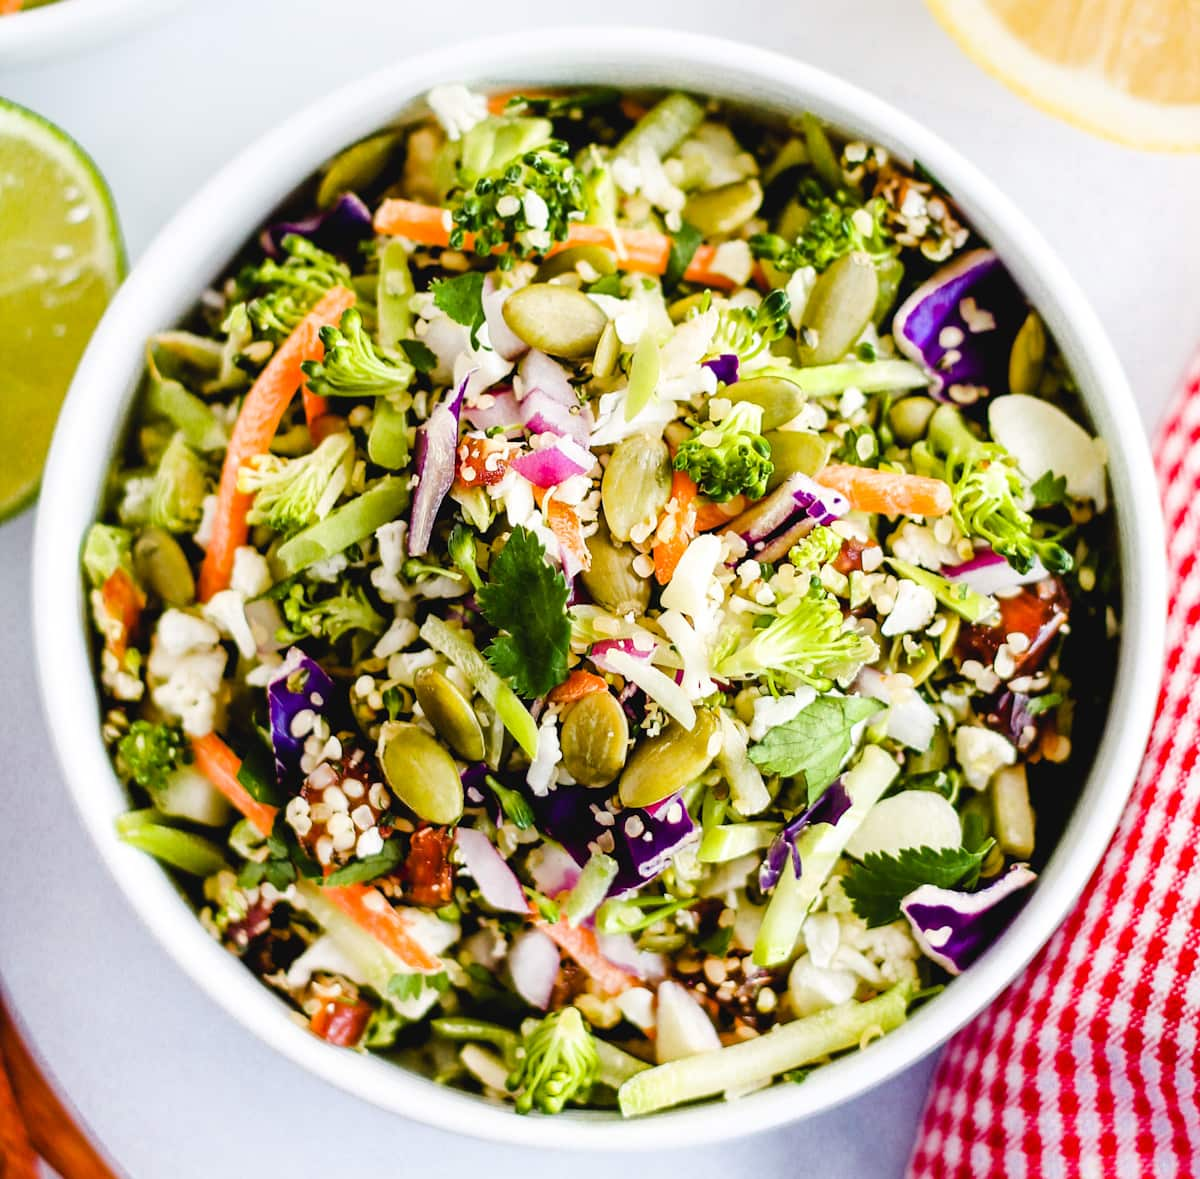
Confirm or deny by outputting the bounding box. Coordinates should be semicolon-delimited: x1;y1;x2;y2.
617;980;914;1117
115;809;228;876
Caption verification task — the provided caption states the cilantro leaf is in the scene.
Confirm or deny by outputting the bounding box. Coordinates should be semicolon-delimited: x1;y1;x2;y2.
322;838;405;887
749;695;883;803
400;338;437;373
388;970;449;1002
431;271;486;348
840;843;992;927
236;739;283;806
663;221;702;290
477;526;570;698
1030;470;1069;507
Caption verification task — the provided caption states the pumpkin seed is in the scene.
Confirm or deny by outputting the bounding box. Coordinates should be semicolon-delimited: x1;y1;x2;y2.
727;376;806;431
502;283;608;359
534;245;617;284
601;433;672;542
682;179;763;237
581;523;652;616
618;709;720;809
888;395;937;446
316;131;399;208
561;690;630;787
1009;311;1046;396
133;527;195;606
667;292;710;325
413;666;486;762
873;254;905;325
592;319;620;380
798;251;879;366
377;720;464;825
764;430;831;487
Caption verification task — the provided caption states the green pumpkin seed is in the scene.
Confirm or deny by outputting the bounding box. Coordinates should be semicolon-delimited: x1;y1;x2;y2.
873;254;905;325
316;131;400;208
888;395;937;446
618;709;720;809
592;319;620;380
798;251;879;366
377;720;464;825
601;433;672;542
580;523;652;616
1009;312;1046;396
534;245;617;284
502;283;609;359
561;690;629;788
667;292;710;325
727;376;806;431
133;527;195;606
413;666;486;762
764;430;832;488
682;179;763;237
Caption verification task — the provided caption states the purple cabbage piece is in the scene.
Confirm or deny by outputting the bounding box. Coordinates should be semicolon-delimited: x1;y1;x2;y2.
758;779;852;893
892;249;1026;404
408;374;468;555
901;863;1036;975
702;353;739;386
531;783;697;898
989;690;1039;751
259;193;374;260
267;647;336;781
725;472;850;564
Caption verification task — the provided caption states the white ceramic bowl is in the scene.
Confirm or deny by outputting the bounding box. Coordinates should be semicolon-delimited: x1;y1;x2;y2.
0;0;183;65
33;29;1165;1150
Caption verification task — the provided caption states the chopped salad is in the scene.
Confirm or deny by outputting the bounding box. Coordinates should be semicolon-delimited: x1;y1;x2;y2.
85;85;1117;1117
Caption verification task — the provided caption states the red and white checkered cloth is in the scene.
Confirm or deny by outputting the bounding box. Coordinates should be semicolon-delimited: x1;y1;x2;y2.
907;355;1200;1178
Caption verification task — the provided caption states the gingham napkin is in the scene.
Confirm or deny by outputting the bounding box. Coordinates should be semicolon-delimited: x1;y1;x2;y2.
907;355;1200;1179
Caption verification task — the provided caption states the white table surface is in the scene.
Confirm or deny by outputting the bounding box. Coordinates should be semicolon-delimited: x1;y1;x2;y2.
4;2;1200;1175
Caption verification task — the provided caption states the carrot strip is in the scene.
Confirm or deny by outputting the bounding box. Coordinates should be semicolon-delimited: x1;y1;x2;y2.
547;669;609;703
301;387;329;428
372;199;735;290
191;732;438;972
653;469;699;585
693;495;747;532
197;285;356;601
321;883;441;973
100;568;144;661
190;733;279;837
817;464;953;518
0;0;25;13
538;919;637;996
544;498;591;575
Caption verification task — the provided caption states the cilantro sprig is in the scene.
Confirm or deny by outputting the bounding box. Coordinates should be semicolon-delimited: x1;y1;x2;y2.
477;526;571;698
431;271;486;348
840;843;992;927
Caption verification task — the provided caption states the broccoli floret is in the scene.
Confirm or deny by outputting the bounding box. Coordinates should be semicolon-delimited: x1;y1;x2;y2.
276;581;384;644
150;433;210;533
674;401;775;501
788;524;844;575
447;523;484;591
716;579;877;690
925;404;1072;575
709;288;791;363
237;432;352;536
300;308;414;400
751;179;893;274
506;1007;599;1115
117;719;190;795
242;235;350;339
449;134;589;267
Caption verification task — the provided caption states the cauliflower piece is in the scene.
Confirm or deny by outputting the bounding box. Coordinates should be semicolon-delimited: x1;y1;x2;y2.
880;579;938;636
526;712;562;797
148;609;227;736
426;84;487;141
954;724;1017;790
748;685;817;741
230;546;272;598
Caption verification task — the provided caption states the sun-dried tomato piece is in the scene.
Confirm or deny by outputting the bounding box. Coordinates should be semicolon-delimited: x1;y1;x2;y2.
400;825;455;907
310;998;373;1047
957;578;1070;674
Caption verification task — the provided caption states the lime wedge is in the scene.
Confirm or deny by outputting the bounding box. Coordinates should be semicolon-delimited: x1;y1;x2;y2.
0;99;125;521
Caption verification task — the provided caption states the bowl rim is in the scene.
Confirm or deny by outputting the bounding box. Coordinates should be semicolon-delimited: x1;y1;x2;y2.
0;0;182;64
32;27;1166;1151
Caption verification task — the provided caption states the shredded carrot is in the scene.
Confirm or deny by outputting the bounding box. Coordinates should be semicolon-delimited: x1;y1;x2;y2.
0;0;24;13
372;199;735;290
190;733;279;838
190;732;439;972
619;96;649;123
485;88;559;115
652;469;699;585
547;669;609;703
321;883;441;973
197;286;356;601
817;464;953;519
693;495;748;533
301;387;329;428
100;568;144;662
544;497;591;575
538;918;637;996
